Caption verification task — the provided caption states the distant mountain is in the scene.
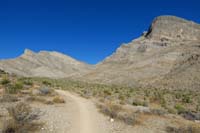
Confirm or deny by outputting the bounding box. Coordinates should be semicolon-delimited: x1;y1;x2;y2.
1;15;200;90
0;49;94;78
81;16;200;89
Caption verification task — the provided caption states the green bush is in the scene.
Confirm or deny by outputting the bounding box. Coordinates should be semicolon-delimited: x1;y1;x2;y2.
6;82;23;94
1;77;10;85
132;99;148;107
23;79;33;86
175;104;186;114
182;94;192;103
42;80;52;86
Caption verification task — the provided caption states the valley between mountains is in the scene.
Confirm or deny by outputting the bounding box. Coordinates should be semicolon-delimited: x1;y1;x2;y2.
0;15;200;133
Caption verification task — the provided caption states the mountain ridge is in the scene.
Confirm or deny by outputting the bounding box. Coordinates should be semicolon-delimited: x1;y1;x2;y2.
0;49;94;78
0;15;200;89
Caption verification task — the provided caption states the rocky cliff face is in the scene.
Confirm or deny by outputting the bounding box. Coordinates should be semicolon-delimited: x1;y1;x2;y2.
145;16;200;41
0;49;94;78
82;16;200;89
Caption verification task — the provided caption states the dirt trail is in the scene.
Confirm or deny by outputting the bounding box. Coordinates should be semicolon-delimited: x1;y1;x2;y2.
56;90;104;133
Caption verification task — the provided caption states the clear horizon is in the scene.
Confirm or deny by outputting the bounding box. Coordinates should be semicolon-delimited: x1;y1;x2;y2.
0;0;199;64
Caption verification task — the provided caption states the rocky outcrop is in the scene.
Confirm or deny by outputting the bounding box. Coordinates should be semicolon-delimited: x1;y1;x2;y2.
0;49;94;78
145;16;200;41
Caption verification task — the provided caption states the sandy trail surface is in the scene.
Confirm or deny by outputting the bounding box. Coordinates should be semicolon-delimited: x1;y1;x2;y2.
56;90;102;133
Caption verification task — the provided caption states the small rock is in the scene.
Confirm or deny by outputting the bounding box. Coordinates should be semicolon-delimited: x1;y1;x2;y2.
110;118;114;122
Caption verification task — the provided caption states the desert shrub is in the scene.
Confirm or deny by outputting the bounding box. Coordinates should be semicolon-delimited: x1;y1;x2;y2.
103;90;112;96
97;102;139;125
166;125;200;133
182;94;192;103
150;109;167;116
42;80;52;86
196;101;200;112
6;82;23;94
53;96;65;103
132;99;148;107
117;112;138;125
97;102;123;119
166;107;177;114
181;112;200;121
0;69;6;74
80;89;92;98
22;79;33;86
151;91;165;103
175;104;186;114
39;87;52;95
118;94;125;101
7;102;41;124
3;102;42;133
1;76;10;85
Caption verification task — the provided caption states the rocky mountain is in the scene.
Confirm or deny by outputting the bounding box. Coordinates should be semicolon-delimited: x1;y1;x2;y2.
0;49;94;78
81;16;200;89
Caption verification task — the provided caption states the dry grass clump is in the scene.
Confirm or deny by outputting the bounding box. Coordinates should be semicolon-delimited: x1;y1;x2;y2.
2;102;43;133
53;96;65;103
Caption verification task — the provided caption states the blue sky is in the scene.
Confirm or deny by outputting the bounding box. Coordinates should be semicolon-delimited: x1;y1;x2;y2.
0;0;199;64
